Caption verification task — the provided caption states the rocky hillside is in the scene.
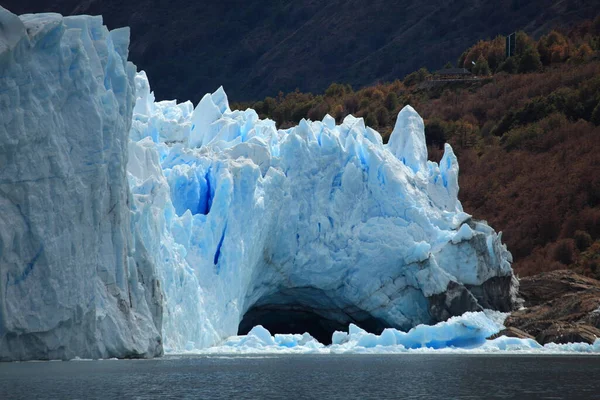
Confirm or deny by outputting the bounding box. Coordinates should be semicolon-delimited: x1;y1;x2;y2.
4;0;599;101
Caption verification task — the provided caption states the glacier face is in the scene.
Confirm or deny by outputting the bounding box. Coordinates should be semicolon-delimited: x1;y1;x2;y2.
129;71;519;351
0;9;162;360
0;7;519;359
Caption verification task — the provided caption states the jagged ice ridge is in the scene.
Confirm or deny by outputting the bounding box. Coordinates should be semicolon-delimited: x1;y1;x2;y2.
129;74;519;349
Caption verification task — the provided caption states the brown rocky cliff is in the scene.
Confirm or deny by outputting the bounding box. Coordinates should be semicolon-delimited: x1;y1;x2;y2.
505;270;600;344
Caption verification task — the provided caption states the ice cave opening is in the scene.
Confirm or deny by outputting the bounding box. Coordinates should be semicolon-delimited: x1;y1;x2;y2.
237;287;390;345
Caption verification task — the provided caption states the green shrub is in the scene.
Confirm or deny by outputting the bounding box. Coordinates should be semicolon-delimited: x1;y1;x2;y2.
472;55;491;76
325;83;351;98
385;92;399;111
501;124;543;151
376;107;389;126
493;97;555;136
365;112;378;128
496;57;518;74
403;67;430;86
359;98;370;110
518;47;543;73
425;118;449;148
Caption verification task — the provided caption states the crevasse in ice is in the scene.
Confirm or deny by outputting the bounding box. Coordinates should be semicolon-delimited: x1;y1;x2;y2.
128;71;519;352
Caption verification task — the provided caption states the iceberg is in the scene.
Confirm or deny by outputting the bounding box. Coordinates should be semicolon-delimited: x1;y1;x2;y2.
0;7;521;360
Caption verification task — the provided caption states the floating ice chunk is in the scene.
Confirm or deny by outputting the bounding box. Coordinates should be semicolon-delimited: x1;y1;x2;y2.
483;336;543;351
378;329;398;346
348;324;367;335
274;332;322;348
246;326;276;346
192;314;600;355
358;312;499;350
332;331;349;345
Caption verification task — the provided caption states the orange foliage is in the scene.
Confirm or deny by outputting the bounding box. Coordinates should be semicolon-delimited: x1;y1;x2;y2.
461;37;505;71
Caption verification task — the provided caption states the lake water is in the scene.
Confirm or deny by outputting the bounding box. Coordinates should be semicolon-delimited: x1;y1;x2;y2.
2;354;599;399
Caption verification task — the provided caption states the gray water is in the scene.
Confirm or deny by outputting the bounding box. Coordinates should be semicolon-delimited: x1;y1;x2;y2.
1;354;599;399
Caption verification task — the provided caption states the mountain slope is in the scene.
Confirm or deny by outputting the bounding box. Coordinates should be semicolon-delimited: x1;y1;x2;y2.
4;0;599;101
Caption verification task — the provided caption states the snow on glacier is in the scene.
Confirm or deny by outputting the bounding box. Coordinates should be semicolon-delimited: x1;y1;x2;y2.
128;71;519;352
0;9;162;360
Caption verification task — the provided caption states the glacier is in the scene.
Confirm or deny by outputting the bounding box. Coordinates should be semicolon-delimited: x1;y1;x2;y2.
128;73;519;350
0;9;162;360
0;7;524;360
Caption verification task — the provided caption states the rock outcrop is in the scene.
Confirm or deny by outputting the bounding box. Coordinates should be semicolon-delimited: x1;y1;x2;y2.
505;270;600;344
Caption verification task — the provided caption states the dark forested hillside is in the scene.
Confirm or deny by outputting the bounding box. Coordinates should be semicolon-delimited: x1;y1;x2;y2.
4;0;599;101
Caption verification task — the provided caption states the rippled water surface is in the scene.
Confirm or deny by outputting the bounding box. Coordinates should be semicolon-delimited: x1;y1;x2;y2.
2;354;600;399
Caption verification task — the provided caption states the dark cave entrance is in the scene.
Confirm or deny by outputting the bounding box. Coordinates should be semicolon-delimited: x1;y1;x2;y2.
237;288;391;345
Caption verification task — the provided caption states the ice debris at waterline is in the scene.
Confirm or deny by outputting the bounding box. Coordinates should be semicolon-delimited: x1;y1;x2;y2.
200;312;600;355
0;7;519;361
130;69;520;352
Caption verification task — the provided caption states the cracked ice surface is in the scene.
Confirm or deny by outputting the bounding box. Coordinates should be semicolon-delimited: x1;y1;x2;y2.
128;72;518;352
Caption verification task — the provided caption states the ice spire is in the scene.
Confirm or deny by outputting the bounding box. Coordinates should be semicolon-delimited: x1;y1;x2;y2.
387;105;428;174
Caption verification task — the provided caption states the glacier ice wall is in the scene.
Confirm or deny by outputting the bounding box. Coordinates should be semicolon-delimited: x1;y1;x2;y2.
0;8;162;360
129;72;519;351
0;7;519;358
